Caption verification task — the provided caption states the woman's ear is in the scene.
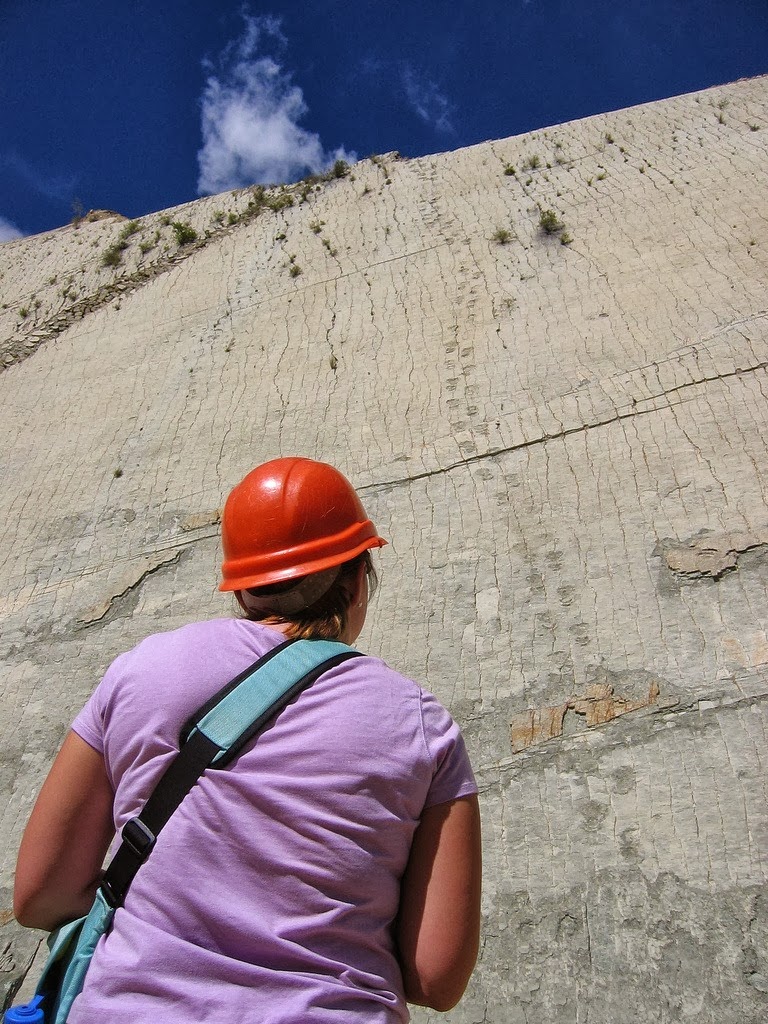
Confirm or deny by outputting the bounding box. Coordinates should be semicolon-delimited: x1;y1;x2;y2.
339;559;369;644
338;560;364;604
234;590;248;613
350;558;368;606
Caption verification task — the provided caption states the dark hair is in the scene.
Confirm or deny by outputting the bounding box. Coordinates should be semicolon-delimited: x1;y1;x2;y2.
238;551;377;640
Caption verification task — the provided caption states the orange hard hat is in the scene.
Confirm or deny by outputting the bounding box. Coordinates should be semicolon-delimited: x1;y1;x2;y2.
219;457;387;592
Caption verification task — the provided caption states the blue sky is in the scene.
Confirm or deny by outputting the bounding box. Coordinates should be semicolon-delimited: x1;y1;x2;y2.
1;0;766;240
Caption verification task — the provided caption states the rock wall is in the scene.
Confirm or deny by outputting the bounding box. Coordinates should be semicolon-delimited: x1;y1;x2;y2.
1;76;767;1020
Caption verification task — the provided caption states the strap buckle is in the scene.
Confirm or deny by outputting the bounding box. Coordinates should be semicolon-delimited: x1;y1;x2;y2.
122;817;156;859
100;819;157;909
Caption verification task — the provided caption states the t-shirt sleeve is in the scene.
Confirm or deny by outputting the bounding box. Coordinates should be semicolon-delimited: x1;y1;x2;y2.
419;688;478;808
71;686;106;753
70;650;130;755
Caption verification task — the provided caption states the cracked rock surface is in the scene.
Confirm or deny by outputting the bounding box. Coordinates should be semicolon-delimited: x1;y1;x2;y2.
1;77;767;1021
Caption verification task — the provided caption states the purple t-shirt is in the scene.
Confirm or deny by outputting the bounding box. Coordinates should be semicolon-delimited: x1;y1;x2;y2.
69;618;476;1023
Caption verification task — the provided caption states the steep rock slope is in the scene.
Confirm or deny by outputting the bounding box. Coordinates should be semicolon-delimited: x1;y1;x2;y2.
1;77;767;1021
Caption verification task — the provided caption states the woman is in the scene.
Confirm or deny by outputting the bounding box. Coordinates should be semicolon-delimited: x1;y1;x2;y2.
14;457;481;1022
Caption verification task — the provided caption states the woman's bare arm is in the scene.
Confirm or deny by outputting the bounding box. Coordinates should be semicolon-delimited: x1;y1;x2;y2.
14;731;115;931
397;794;482;1011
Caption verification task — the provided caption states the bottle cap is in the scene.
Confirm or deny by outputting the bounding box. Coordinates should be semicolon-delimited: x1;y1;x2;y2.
4;996;45;1023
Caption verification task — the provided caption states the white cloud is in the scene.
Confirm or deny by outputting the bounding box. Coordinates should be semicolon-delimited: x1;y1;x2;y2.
402;66;454;134
0;216;23;242
197;14;355;195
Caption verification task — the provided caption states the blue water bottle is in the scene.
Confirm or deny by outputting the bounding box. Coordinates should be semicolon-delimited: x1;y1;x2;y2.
3;995;44;1023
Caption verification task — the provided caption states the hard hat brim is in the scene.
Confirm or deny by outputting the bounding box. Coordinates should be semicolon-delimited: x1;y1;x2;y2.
219;525;387;592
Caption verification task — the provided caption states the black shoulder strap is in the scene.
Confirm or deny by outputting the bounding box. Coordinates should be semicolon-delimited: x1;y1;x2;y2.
101;639;362;909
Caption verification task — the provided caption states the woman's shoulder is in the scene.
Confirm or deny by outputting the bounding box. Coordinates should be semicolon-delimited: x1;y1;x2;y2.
131;616;243;649
341;648;422;694
323;651;477;803
117;617;276;664
98;619;283;712
333;650;463;739
345;649;446;702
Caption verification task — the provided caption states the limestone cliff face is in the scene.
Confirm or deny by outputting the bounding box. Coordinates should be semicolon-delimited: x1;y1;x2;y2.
1;77;767;1021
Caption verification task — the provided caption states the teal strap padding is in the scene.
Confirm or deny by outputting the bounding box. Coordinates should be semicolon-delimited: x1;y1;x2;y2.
192;640;354;754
